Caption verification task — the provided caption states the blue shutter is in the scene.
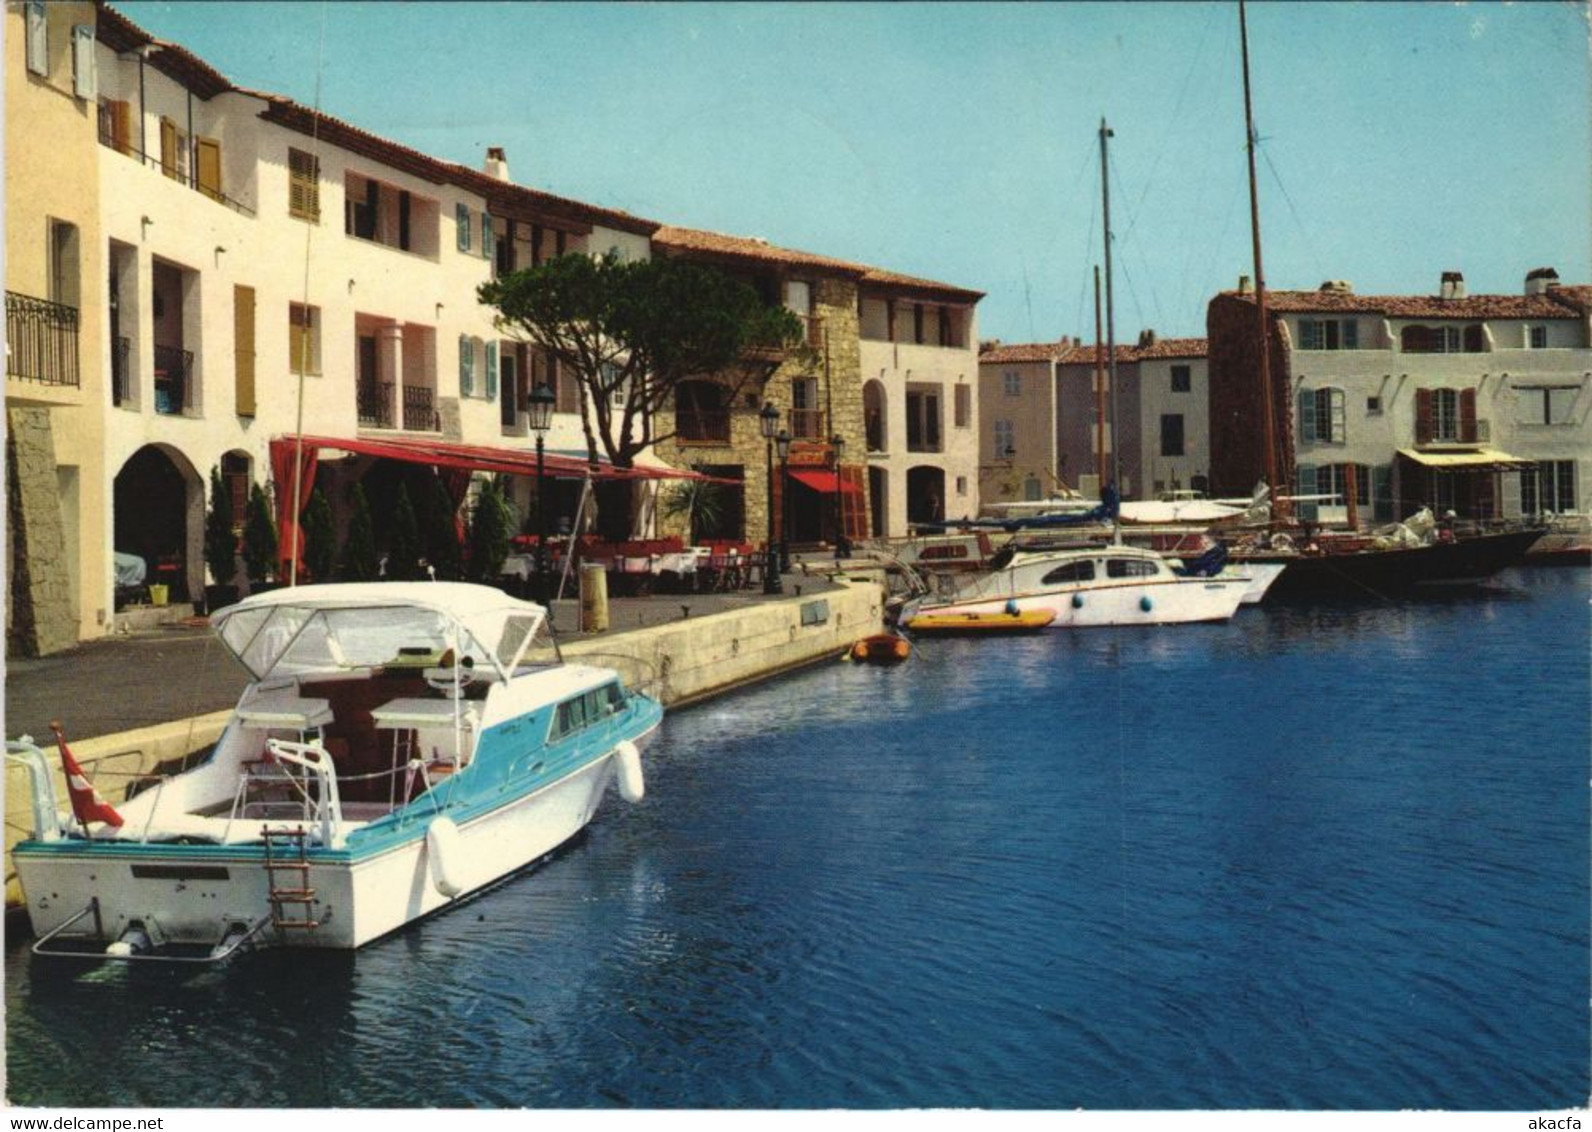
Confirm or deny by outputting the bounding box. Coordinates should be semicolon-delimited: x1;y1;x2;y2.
485;341;499;401
72;25;96;100
1373;464;1394;522
457;204;471;252
459;334;474;397
482;213;495;260
1297;389;1317;445
1296;463;1319;522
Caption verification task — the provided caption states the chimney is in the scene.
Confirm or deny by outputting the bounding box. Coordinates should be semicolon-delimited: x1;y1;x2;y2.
1238;275;1253;295
1319;280;1354;294
484;146;510;182
1440;271;1465;300
1137;329;1158;348
1525;267;1560;296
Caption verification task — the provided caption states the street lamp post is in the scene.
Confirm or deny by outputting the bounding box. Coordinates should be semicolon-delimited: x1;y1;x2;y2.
776;429;792;573
760;402;782;595
830;433;848;560
528;381;556;604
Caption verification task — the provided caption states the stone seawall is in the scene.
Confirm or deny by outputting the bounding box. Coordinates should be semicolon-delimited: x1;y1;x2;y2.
4;581;885;905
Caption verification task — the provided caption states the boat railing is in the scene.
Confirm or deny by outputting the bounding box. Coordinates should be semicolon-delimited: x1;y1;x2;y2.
562;652;664;707
245;740;347;848
5;739;66;842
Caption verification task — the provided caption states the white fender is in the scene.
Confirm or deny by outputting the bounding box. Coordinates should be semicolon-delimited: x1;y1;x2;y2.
615;740;645;803
426;816;465;898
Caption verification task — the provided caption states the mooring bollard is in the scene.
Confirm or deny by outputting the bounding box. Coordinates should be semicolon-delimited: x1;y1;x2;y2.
580;563;609;634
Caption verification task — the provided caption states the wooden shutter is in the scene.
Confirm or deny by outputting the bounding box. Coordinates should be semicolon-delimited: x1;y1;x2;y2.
110;100;131;154
459;335;475;397
482;214;496;260
160;118;179;179
1415;388;1434;445
398;191;411;251
1297;390;1317;444
196;138;222;201
554;355;578;414
1459;387;1477;442
233;285;256;417
841;466;868;540
456;203;471;252
485;341;499;401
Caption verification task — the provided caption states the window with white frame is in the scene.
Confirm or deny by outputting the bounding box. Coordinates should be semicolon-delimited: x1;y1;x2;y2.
993;419;1015;458
1003;370;1021;396
1316;463;1372;508
1431;387;1459;441
1526;325;1549;349
1299;387;1346;444
1515;385;1578;426
1522;460;1577;515
1299;318;1358;351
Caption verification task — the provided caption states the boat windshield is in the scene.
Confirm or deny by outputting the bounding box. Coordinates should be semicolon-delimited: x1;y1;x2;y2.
217;603;551;680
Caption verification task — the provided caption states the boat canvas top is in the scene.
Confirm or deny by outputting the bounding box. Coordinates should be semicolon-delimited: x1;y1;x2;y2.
211;582;552;682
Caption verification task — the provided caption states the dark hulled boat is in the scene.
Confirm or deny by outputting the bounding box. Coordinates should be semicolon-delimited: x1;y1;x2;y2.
1233;525;1545;599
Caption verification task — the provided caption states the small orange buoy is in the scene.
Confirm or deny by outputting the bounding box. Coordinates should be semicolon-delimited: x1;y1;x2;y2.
850;634;911;664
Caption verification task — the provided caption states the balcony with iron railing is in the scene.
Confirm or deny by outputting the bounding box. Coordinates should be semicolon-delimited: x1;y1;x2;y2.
153;344;192;415
6;292;80;389
96;121;257;219
676;408;733;445
402;386;440;432
1416;417;1490;447
358;381;396;429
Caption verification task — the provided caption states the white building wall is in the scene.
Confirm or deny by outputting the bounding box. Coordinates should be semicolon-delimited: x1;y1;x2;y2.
860;306;980;532
1136;356;1209;495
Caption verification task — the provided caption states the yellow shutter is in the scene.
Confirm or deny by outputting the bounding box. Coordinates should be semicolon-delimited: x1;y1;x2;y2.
110;100;131;154
197;138;222;201
159;118;178;179
234;285;256;416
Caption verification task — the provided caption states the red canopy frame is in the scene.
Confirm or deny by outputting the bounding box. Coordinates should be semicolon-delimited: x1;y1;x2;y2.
269;434;726;572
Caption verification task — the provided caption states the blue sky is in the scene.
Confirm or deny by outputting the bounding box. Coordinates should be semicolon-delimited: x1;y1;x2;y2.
118;1;1590;343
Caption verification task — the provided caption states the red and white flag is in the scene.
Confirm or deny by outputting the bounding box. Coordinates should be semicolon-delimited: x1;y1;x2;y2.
50;721;124;829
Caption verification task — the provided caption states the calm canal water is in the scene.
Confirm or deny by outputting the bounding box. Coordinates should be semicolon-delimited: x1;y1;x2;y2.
6;567;1588;1109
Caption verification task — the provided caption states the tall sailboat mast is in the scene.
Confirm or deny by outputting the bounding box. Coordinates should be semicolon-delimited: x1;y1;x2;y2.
1240;0;1284;516
1099;119;1120;501
1093;264;1106;492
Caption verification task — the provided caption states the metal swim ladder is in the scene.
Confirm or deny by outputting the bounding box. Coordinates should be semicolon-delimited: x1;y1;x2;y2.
262;827;319;934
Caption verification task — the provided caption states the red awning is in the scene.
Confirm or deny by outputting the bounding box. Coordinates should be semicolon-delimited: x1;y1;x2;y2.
789;469;865;496
275;434;722;482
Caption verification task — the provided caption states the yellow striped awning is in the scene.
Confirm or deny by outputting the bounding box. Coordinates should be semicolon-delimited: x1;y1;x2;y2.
1396;448;1537;469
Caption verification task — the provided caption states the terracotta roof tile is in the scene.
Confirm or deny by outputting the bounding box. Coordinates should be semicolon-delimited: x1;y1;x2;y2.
1131;336;1208;360
652;226;869;277
655;228;983;304
1221;289;1583;320
979;342;1071;365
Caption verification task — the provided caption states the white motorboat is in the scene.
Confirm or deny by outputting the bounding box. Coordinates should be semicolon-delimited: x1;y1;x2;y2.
902;544;1249;628
9;582;662;959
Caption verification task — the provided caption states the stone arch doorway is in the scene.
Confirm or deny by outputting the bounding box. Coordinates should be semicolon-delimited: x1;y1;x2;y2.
113;444;204;602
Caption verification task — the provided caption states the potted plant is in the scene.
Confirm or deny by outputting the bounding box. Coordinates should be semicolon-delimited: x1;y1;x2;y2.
202;465;240;612
302;488;335;583
466;478;514;586
388;484;422;580
338;484;379;582
424;476;463;580
242;482;279;595
660;478;726;544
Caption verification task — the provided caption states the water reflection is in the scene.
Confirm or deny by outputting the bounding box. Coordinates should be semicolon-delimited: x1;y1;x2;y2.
6;568;1588;1109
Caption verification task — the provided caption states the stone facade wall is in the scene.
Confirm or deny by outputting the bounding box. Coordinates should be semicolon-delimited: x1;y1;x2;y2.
654;274;868;547
7;407;78;656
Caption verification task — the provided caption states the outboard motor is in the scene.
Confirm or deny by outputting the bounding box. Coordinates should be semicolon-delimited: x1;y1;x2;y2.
105;921;153;958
